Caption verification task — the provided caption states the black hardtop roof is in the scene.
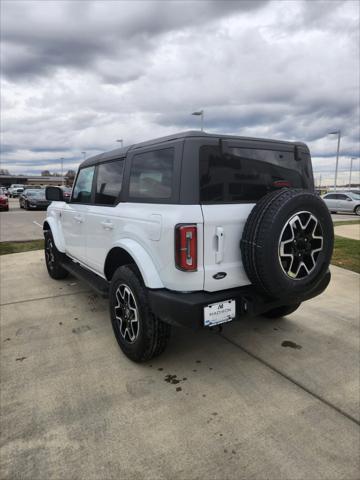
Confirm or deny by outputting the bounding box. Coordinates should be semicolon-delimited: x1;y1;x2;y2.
80;130;305;168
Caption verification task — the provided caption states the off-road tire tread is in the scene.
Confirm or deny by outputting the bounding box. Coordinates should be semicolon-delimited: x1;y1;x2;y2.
241;189;297;293
110;266;171;362
44;231;69;280
241;188;333;297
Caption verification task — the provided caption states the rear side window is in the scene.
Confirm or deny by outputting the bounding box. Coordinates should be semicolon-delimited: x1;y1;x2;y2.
95;159;124;205
324;194;337;199
72;166;95;203
199;146;307;204
129;148;174;200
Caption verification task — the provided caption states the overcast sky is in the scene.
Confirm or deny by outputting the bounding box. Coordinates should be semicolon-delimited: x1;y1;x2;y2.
1;0;359;185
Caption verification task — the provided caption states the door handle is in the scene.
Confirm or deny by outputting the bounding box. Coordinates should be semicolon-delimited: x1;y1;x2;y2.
74;215;83;223
215;226;224;264
101;220;114;230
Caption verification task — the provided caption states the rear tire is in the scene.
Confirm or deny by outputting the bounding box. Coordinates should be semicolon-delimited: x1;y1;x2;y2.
44;231;68;279
263;303;301;319
355;206;360;216
110;266;171;362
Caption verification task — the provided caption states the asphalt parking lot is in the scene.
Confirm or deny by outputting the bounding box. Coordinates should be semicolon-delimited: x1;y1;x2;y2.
0;198;358;243
0;198;46;242
1;251;359;480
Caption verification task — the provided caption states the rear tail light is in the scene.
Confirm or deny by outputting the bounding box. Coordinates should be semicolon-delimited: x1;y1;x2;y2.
273;180;291;188
175;224;197;271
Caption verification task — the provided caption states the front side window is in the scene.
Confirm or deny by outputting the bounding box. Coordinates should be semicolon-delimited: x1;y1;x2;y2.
324;194;337;199
95;160;124;205
129;148;174;200
200;146;307;204
337;194;350;200
72;166;95;203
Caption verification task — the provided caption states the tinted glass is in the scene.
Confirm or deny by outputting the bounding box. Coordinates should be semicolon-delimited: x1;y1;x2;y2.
129;148;174;200
337;194;349;200
324;194;337;199
28;190;44;197
199;146;306;203
95;160;124;205
72;166;95;203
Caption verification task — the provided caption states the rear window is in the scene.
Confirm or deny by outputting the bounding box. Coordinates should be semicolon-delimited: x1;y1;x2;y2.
199;146;308;204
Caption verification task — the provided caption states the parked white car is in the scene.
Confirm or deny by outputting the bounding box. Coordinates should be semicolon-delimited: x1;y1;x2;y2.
43;131;333;362
322;191;360;215
8;184;25;197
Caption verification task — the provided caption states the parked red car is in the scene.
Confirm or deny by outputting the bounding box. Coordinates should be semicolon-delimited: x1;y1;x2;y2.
0;194;9;211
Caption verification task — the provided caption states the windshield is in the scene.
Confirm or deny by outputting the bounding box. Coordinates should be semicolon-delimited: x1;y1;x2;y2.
350;192;360;200
27;190;44;197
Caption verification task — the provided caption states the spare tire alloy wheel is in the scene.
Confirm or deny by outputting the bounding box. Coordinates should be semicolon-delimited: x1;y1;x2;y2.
279;211;323;279
114;284;140;343
241;189;334;298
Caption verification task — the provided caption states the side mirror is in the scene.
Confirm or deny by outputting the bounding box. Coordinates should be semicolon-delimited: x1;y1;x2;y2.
46;186;64;202
346;197;352;201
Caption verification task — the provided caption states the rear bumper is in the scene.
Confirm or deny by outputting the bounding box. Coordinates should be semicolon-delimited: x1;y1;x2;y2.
148;270;331;329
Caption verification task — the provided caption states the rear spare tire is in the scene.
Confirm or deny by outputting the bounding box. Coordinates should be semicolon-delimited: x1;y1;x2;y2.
241;189;333;298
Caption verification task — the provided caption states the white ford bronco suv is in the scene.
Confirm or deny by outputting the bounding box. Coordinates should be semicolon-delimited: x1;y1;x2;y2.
44;131;333;362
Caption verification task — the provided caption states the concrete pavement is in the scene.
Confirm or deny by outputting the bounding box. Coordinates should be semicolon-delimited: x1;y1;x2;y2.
334;223;360;240
0;251;359;480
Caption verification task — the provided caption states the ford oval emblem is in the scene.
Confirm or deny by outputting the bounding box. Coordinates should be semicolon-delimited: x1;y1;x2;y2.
213;272;227;280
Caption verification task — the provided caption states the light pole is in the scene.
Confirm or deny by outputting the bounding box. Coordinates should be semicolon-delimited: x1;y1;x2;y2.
191;110;204;131
116;139;123;148
60;157;64;186
81;151;86;161
328;130;341;190
349;157;357;188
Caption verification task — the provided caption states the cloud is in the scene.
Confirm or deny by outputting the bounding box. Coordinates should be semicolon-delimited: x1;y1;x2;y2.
1;0;268;80
0;0;359;187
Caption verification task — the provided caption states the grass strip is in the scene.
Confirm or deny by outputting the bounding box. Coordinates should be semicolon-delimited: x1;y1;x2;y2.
0;239;44;255
331;235;360;274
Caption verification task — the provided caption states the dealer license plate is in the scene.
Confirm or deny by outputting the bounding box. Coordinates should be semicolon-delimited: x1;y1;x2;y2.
204;299;236;327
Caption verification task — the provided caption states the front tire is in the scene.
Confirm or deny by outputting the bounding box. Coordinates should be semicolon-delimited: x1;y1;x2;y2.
355;206;360;216
110;266;171;362
263;303;301;319
44;231;68;279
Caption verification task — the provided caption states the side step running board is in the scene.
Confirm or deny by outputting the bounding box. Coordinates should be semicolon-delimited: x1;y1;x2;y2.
60;257;109;298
